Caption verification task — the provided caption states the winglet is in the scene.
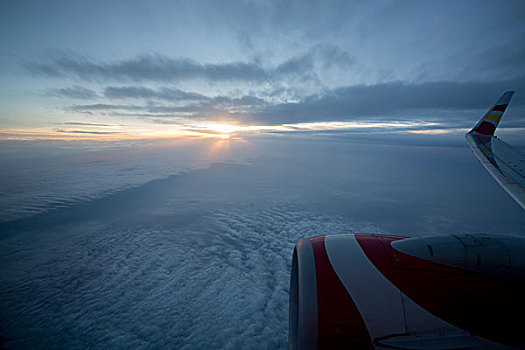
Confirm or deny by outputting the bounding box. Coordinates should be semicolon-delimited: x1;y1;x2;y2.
468;91;514;136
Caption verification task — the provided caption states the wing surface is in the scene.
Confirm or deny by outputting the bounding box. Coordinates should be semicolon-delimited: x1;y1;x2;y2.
466;91;525;210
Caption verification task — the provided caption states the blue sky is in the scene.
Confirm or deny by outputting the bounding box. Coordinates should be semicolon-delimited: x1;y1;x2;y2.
1;0;524;139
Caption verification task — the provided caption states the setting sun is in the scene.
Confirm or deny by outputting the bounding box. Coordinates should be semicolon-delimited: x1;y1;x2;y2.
208;123;240;133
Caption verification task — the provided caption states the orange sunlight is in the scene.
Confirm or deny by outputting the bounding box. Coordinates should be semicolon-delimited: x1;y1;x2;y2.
0;120;446;141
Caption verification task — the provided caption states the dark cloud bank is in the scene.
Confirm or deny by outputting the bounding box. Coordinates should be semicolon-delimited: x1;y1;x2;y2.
66;78;525;128
256;78;525;124
27;49;525;129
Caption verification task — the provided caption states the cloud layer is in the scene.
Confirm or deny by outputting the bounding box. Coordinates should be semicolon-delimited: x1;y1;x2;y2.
2;139;525;348
26;44;353;85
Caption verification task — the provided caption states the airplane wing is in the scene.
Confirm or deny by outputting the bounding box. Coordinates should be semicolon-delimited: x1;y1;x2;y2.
289;92;525;350
465;91;525;210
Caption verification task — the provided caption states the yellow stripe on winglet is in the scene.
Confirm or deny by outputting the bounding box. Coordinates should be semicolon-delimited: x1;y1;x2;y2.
485;113;502;124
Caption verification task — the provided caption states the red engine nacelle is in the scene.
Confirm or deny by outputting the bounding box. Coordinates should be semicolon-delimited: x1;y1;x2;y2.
289;233;525;349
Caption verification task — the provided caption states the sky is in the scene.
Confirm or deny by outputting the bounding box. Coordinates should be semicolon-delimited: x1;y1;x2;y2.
1;0;525;140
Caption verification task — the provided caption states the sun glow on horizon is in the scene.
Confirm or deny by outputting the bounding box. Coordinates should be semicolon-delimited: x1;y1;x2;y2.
0;120;451;141
202;123;241;134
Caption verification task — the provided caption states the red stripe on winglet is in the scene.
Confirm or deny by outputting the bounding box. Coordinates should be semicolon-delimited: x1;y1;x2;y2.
310;236;374;349
474;121;496;135
492;104;507;112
